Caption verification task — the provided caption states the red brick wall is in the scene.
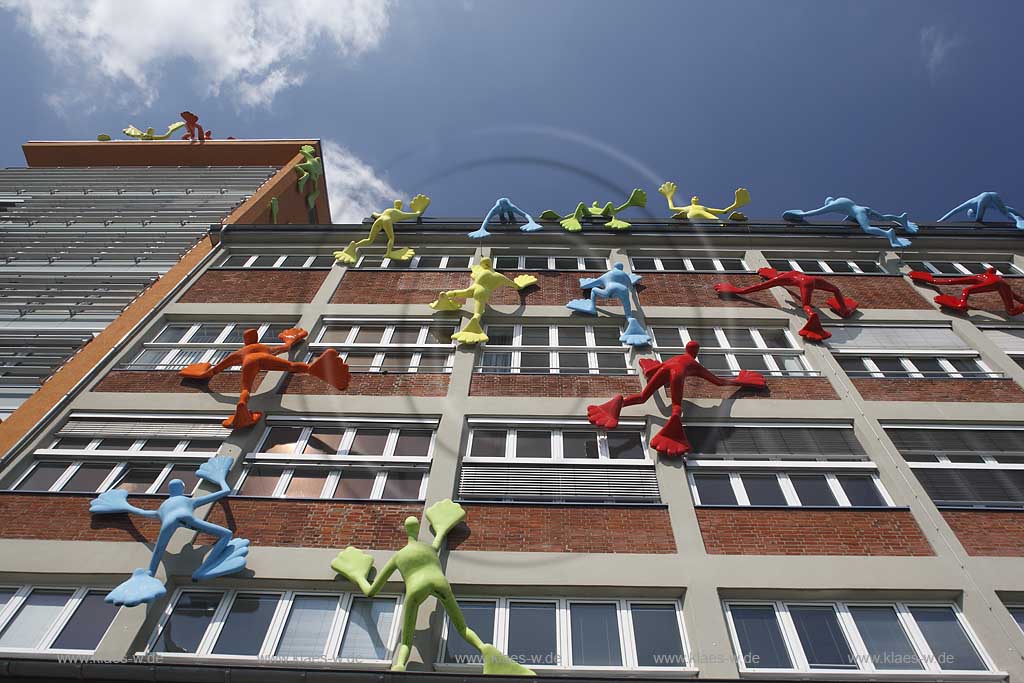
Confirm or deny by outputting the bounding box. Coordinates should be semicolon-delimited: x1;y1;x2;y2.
207;499;422;550
95;370;264;394
469;373;640;397
917;279;1024;314
941;510;1024;556
696;508;933;556
448;504;676;553
0;493;160;542
685;376;838;400
796;275;932;310
283;372;450;396
179;269;328;304
489;271;611;306
638;274;779;308
851;378;1024;402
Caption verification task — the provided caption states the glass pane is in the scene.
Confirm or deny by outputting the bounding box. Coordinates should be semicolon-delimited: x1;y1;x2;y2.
394;430;432;457
507;602;557;666
471;430;507;457
557;327;587;346
592;327;622;347
51;591;119;651
1009;607;1024;633
303;429;344;456
239;467;280;496
723;328;756;348
380;353;415;371
720;258;747;271
354;327;386;344
52;438;92;450
61;464;112;492
446;256;472;269
417;351;452;372
426;326;457;344
275;595;338;658
839;357;868;375
932;261;963;274
697;353;732;373
570;603;622;666
97;438;135;450
222;255;251;267
319;326;351;344
758;328;792;349
444;601;495;664
342;352;376;370
516;431;552;459
909;606;986;671
777;355;806;374
262;427;303;454
768;259;793;271
825;260;855;273
154;324;192;343
390;327;421;344
948;358;986;376
791;474;838;506
485;326;514;346
0;589;13;615
332;471;376;499
417;256;443;268
631;604;684;667
741;474;787;505
380;472;422;500
520;351;551;374
730;605;792;669
797;259;825;273
349;429;389;456
250;255;279;267
211;593;279;656
557;352;589;373
165;349;206;370
481;351;512;373
685;328;721;348
524;256;548;270
141;438;179;452
631;257;657;271
282;255;311;267
584;257;607;270
521;327;550;346
838;475;885;507
664;257;689;270
185;439;221;453
911;357;946;377
652;327;682;346
554;257;578;270
189;324;225;344
735;354;770;372
849;605;922;670
789;605;856;669
15;462;67;491
562;431;599;459
493;256;519;270
694;473;737;505
597;353;628;374
284;471;327;498
0;589;73;648
338;598;395;660
607;432;646;459
114;467;163;494
163;465;200;495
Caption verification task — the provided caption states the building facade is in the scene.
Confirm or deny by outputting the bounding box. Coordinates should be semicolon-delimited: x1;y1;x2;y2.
0;191;1022;681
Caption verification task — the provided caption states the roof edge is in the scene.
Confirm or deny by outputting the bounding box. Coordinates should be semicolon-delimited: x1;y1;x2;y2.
21;139;321;168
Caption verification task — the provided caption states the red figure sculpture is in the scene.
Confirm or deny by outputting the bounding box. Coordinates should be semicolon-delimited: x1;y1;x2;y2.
587;341;766;457
181;111;212;142
179;328;350;429
714;267;859;341
910;267;1024;316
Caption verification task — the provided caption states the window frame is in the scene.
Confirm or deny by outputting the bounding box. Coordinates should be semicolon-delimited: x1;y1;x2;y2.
490;254;610;272
687;463;895;508
628;253;751;273
477;323;633;376
902;258;1023;277
465;419;651;465
0;585;117;654
213;254;335;270
838;355;1000;379
652;325;816;378
353;252;474;270
766;257;886;275
311;318;456;374
124;322;296;371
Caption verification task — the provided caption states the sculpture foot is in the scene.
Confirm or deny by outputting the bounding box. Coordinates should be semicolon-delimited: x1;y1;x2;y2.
333;243;358;264
1008;304;1024;316
429;292;463;311
1013;215;1024;230
934;294;970;312
519;219;542;232
825;296;859;317
193;538;250;581
467;228;491;239
798;313;831;342
223;405;262;430
179;362;213;380
650;418;691;457
385;247;415;261
452;319;488;345
481;644;536;676
782;210;807;223
713;283;743;295
560;218;583;232
886;230;912;248
331;546;374;584
605;218;630;230
391;663;406;672
308;348;351;390
620;317;651;347
728;211;747;221
587;395;623;429
565;298;598;315
105;569;166;607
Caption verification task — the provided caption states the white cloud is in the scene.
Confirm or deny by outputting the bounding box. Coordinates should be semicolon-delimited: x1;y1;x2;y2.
920;25;962;81
322;140;401;224
0;0;392;110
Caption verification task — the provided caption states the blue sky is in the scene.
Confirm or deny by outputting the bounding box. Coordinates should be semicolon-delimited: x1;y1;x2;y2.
0;0;1020;223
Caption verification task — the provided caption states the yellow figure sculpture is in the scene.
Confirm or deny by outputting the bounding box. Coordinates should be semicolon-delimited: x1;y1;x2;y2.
334;194;430;265
659;181;750;221
429;257;538;344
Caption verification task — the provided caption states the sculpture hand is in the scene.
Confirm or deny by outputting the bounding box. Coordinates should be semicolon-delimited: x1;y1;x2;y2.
733;188;751;208
196;455;234;490
714;283;743;294
513;274;539;289
331;547;374;586
410;194;431;215
908;270;935;284
89;489;136;515
277;328;309;345
733;369;767;389
658;181;677;200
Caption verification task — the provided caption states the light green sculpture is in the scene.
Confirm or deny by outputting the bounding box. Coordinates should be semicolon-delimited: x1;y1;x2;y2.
269;197;279;224
539;188;647;231
429;257;538;344
331;500;534;675
123;122;186;140
294;144;323;210
659;181;750;221
334;194;431;265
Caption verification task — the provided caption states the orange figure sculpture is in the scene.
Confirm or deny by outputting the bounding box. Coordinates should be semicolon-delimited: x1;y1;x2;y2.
181;111;212;142
179;328;350;429
714;267;859;341
910;267;1024;316
587;341;766;457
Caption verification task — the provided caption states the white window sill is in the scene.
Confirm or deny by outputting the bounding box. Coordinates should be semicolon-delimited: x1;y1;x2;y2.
141;652;391;669
435;662;699;678
737;669;1007;682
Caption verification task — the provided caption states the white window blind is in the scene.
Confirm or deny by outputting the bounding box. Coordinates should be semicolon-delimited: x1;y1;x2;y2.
984;328;1024;356
826;326;968;352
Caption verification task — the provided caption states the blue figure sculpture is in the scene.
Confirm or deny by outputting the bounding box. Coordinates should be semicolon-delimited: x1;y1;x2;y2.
938;192;1024;230
467;197;541;239
566;263;651;346
89;455;249;607
783;197;918;248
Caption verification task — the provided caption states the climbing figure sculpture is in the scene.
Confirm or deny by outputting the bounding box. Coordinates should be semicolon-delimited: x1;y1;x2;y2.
294;144;323;210
179;327;350;429
539;188;647;232
910;267;1024;316
89;455;248;607
335;194;430;264
331;499;535;675
429;257;538;344
98;121;185;141
714;267;859;341
468;197;541;239
783;197;918;248
587;341;766;456
566;263;651;346
938;192;1024;230
180;111;212;142
658;181;750;221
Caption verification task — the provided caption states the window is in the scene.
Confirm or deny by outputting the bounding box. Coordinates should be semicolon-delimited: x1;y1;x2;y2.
491;254;608;271
0;585;119;653
652;325;815;377
147;588;399;663
125;322;296;370
686;424;866;458
689;467;891;507
354;251;473;270
838;355;997;379
903;258;1022;277
766;256;884;275
725;601;991;673
887;427;1024;509
630;253;749;272
440;598;689;672
313;319;455;373
466;424;646;462
828;325;998;379
478;324;632;375
215;254;335;269
1007;605;1024;633
982;327;1024;369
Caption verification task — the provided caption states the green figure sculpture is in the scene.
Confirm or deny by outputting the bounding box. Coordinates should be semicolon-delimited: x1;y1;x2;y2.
539;188;647;231
331;500;535;675
97;122;186;142
294;144;323;210
658;181;750;221
335;194;431;265
429;257;538;344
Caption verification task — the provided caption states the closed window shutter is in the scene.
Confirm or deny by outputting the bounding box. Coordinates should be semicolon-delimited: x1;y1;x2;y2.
826;326;967;351
914;468;1024;507
688;427;864;457
887;429;1024;457
57;418;229;441
457;463;660;503
984;329;1024;355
